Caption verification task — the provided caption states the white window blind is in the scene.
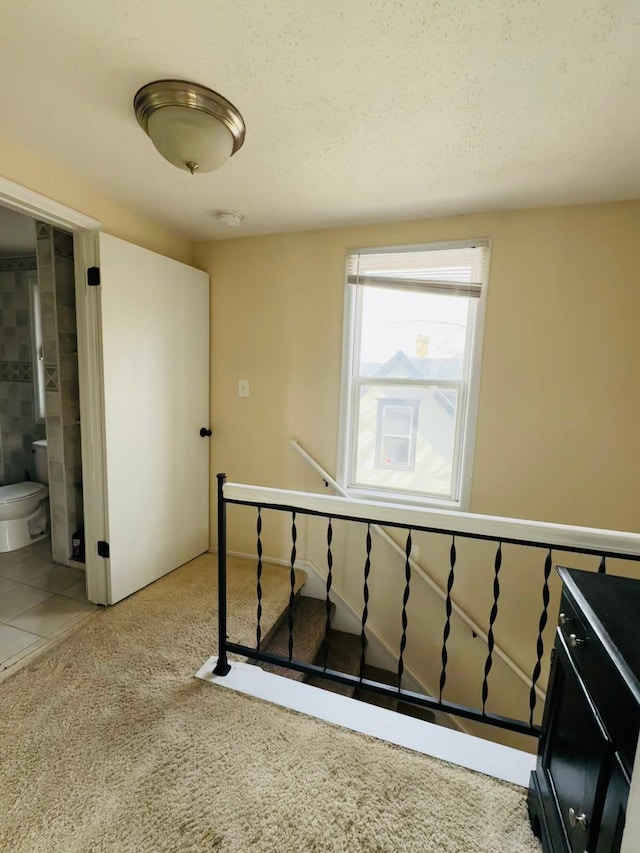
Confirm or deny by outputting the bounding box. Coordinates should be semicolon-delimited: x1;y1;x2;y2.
347;242;488;298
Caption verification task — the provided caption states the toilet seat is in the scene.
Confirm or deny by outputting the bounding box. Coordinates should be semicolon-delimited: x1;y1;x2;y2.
0;482;48;505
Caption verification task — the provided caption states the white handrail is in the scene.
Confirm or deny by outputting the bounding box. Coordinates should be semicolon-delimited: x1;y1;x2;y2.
229;475;545;702
227;440;554;702
284;439;636;700
289;438;640;701
228;440;640;705
265;442;640;556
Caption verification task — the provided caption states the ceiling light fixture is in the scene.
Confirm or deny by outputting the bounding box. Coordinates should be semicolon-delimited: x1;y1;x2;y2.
134;79;245;174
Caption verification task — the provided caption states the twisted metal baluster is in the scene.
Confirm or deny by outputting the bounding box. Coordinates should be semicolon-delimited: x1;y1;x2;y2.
359;524;372;680
397;530;412;690
439;536;457;701
322;518;334;671
529;549;553;728
288;511;297;662
598;555;606;574
255;507;263;652
481;542;502;714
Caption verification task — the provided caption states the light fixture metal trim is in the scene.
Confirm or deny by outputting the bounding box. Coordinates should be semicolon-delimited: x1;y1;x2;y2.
133;79;246;156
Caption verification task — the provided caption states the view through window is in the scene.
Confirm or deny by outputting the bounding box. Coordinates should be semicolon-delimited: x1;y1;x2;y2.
340;241;488;505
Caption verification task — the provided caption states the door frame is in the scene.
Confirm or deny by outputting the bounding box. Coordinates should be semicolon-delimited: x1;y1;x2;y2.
0;176;109;603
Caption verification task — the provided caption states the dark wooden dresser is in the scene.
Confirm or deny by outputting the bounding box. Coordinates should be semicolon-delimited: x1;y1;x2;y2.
528;567;640;853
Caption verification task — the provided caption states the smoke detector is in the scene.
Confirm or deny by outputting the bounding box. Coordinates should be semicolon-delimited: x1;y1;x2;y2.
216;210;243;228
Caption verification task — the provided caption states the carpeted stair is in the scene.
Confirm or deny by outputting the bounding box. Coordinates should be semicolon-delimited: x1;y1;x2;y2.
253;595;330;680
259;592;437;724
256;593;362;696
355;663;437;723
306;628;363;697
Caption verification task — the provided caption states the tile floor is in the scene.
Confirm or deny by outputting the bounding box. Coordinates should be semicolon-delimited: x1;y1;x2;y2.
0;538;97;673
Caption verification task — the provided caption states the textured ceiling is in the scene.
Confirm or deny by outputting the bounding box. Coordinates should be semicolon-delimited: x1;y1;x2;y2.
0;1;638;241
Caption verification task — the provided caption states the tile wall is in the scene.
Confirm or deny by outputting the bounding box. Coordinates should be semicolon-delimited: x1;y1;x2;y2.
35;224;83;565
0;258;46;484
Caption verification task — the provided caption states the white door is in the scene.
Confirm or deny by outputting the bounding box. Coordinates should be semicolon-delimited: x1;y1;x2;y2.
98;234;210;604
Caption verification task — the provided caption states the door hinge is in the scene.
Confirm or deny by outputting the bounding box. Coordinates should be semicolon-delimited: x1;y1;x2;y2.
87;266;101;286
97;540;110;558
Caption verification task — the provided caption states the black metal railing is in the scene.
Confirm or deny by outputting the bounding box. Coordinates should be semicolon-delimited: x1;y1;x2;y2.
213;473;640;739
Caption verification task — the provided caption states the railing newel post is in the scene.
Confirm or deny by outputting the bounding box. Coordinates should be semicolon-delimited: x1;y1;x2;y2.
213;472;231;677
255;507;264;652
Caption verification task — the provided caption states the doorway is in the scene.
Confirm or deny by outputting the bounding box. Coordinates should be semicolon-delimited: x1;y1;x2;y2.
0;207;98;668
0;175;211;620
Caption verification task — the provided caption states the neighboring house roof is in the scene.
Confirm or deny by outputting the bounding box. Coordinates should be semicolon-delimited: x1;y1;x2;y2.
361;350;459;417
361;350;462;381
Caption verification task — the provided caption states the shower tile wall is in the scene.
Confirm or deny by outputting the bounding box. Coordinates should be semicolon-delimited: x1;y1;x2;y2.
0;258;46;484
36;223;83;565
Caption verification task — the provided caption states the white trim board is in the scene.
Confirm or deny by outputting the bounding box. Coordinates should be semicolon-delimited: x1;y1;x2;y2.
0;176;101;232
196;657;535;787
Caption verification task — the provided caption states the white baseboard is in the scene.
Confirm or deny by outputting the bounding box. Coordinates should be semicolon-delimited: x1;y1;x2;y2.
196;657;534;787
217;548;463;732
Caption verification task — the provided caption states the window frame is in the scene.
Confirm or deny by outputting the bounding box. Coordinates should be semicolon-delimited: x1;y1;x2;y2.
337;238;490;511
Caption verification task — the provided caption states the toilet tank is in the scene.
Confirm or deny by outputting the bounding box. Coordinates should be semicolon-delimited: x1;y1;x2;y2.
32;439;49;484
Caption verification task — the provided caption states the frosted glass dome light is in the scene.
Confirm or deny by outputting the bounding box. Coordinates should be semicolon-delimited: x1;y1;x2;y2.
134;80;245;174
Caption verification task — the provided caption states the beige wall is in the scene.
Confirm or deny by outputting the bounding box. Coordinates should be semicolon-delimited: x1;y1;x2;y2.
0;133;193;264
195;199;640;536
195;200;640;747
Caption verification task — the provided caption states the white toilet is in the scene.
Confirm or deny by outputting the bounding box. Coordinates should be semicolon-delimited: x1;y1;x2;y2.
0;439;50;553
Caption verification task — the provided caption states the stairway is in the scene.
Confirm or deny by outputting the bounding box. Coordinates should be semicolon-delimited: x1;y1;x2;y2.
255;591;437;724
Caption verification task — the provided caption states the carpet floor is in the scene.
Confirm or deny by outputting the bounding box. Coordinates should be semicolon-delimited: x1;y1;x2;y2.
0;553;541;852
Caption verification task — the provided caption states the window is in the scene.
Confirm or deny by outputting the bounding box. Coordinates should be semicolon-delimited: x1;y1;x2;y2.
376;399;419;470
339;239;489;508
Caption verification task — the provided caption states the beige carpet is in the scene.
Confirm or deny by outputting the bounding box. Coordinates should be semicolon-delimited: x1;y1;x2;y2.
0;553;541;853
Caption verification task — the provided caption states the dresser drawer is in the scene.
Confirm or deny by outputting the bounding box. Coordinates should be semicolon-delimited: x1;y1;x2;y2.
530;569;640;853
557;595;587;646
558;592;640;773
543;633;611;852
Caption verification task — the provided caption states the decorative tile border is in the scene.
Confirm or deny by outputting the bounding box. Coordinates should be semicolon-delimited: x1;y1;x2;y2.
54;230;74;260
0;256;37;272
0;361;33;382
0;361;59;388
45;363;59;390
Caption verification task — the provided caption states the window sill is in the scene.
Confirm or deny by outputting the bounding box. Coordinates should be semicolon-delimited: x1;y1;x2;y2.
344;485;468;513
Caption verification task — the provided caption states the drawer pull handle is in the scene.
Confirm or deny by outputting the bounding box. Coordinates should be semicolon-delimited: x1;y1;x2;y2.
568;633;586;648
559;612;572;626
568;807;588;831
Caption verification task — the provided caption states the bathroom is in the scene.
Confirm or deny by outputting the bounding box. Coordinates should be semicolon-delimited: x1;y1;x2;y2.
0;206;95;669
